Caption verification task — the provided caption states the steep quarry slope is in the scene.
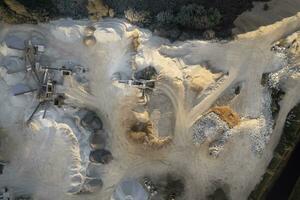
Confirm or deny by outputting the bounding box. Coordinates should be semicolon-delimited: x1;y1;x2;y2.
233;0;300;34
0;12;299;200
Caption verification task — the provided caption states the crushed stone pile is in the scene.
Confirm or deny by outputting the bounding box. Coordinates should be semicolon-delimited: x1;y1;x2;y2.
192;112;230;145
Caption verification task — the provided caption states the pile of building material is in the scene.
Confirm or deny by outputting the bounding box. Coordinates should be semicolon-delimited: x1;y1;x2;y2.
89;149;113;164
271;31;300;62
208;131;232;158
76;109;112;193
128;120;172;149
79;109;113;165
183;66;222;94
192;106;240;157
127;111;172;149
83;26;97;47
211;106;240;128
192;112;229;145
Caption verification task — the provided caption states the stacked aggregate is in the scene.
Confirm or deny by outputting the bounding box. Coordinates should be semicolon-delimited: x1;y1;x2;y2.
192;112;229;145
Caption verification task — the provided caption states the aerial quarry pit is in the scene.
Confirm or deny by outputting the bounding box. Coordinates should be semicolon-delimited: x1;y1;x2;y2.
0;6;300;200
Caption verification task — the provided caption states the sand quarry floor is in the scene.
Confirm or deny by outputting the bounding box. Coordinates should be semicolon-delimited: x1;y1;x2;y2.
0;10;300;200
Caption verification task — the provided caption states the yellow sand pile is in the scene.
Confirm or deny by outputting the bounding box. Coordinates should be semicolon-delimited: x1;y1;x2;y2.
211;106;240;128
184;66;221;93
127;111;172;149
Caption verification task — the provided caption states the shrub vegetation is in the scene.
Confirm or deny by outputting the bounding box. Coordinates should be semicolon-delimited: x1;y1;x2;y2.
0;0;270;39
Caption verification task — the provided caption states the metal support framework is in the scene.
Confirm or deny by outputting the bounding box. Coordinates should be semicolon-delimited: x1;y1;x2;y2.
26;102;43;124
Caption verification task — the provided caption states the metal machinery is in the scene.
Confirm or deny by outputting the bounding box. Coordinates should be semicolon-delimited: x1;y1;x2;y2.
112;66;158;105
12;39;66;123
117;79;156;105
41;66;73;76
23;40;44;83
16;68;65;123
42;64;88;77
